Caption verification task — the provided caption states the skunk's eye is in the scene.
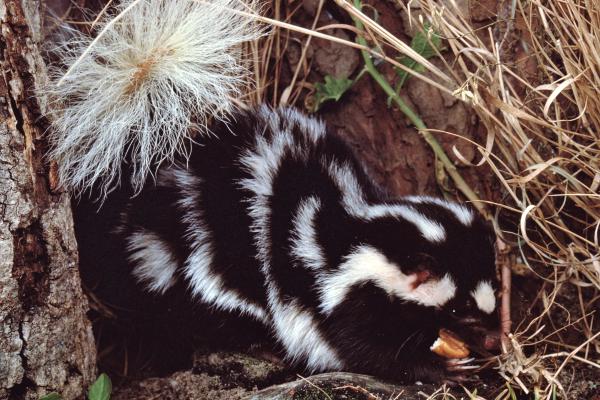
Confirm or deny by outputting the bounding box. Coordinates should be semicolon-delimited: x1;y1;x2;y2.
405;253;439;274
415;269;431;282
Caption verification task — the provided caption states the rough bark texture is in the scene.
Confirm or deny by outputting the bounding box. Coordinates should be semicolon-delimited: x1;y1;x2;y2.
0;0;97;399
110;351;440;400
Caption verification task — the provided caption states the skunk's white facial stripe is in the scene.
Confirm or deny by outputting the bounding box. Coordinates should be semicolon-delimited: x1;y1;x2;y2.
411;273;457;308
127;230;178;294
406;195;474;226
290;197;325;271
318;246;456;314
471;281;496;314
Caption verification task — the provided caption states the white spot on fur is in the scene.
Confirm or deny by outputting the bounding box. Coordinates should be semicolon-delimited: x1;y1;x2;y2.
127;230;178;293
172;167;267;321
471;280;496;314
290;197;325;271
406;196;474;226
319;246;456;314
47;0;262;196
413;274;457;309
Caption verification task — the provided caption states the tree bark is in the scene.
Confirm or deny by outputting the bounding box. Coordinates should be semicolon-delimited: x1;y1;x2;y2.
0;0;96;399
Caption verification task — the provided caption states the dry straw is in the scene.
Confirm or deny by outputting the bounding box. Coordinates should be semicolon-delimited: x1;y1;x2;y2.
412;0;599;397
251;0;599;397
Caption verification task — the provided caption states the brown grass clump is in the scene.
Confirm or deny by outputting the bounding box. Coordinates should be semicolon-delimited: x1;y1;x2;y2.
414;1;600;397
249;0;599;398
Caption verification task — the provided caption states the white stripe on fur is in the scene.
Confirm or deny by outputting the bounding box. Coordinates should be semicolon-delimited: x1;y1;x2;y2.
318;245;457;314
364;204;446;242
170;167;267;321
127;230;178;293
406;195;474;226
325;161;446;242
271;300;343;371
290;197;325;271
239;109;340;370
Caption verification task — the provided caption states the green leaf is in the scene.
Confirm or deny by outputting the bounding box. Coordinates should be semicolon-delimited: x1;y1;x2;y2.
88;373;112;400
313;75;354;111
390;22;442;103
40;393;62;400
506;383;517;400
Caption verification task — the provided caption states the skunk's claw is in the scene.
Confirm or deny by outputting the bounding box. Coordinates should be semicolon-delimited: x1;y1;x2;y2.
444;357;480;385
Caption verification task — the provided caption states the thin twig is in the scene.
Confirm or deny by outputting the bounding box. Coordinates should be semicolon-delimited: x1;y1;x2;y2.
350;0;486;216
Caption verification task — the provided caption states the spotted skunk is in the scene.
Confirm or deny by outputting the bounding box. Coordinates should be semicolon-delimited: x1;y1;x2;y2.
47;0;499;383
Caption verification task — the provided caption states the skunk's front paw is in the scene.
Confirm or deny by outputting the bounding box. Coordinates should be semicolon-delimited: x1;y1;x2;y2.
443;357;480;386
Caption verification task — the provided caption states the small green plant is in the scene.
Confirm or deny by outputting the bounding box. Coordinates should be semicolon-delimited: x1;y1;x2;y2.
313;75;355;111
506;382;518;400
39;374;112;400
40;394;61;400
391;21;442;100
312;14;442;112
88;373;112;400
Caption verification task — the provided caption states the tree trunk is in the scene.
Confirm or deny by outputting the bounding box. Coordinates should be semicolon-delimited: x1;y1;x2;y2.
0;0;96;399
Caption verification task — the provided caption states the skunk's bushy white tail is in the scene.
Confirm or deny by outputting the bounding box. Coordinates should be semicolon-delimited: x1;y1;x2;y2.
47;0;261;196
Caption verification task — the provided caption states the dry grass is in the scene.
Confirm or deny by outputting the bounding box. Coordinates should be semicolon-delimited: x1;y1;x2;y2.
249;0;600;398
414;1;599;398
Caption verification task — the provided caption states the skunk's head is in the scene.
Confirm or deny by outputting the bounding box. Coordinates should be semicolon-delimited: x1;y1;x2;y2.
325;196;499;349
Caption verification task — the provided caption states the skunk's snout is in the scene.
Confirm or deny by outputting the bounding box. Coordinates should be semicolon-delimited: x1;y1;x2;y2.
449;315;501;352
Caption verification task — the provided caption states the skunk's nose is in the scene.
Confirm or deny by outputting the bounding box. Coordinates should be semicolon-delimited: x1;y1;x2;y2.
483;330;501;350
454;316;501;351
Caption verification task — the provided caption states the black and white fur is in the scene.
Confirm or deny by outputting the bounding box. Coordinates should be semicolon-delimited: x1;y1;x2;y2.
75;106;498;382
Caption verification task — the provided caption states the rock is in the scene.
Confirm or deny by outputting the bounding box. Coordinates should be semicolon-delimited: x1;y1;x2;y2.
248;372;438;400
111;371;251;400
112;351;292;399
312;28;360;79
193;351;290;389
112;352;443;400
